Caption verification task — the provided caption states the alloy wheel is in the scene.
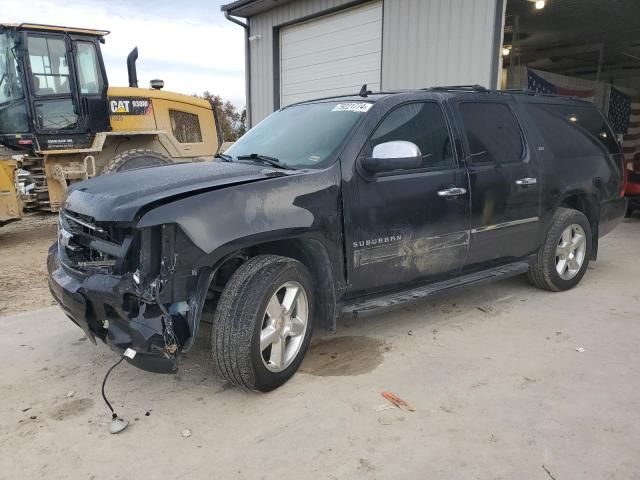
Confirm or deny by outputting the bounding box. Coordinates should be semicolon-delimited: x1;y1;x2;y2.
555;224;587;280
259;281;309;372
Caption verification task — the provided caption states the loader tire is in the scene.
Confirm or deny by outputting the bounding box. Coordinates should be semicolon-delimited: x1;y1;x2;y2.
101;148;172;174
211;255;315;392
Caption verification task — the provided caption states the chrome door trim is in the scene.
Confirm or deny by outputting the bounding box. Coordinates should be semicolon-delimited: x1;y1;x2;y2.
471;216;539;234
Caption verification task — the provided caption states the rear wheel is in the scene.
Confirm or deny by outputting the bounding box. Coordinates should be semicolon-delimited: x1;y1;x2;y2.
211;255;314;392
101;148;172;174
528;208;592;291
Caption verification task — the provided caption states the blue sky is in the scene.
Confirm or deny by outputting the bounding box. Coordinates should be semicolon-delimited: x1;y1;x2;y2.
5;0;246;107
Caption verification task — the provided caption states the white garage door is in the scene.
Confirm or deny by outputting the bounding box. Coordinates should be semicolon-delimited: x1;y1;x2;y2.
279;1;382;107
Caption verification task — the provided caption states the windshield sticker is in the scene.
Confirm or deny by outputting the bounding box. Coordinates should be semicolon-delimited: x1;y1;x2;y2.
332;103;372;113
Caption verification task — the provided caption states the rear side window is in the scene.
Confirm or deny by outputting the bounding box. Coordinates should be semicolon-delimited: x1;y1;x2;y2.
527;103;619;157
459;102;524;164
370;102;454;169
169;110;202;143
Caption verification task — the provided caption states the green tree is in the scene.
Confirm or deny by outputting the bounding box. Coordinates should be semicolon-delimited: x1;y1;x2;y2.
198;91;245;142
237;109;247;138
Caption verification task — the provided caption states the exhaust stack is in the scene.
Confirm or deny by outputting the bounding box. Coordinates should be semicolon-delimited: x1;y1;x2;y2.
127;47;139;88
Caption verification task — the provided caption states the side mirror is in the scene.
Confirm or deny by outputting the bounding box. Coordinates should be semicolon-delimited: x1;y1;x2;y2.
360;141;423;174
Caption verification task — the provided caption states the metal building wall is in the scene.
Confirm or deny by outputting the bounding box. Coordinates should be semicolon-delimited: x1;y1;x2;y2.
247;0;502;125
248;0;358;125
381;0;500;91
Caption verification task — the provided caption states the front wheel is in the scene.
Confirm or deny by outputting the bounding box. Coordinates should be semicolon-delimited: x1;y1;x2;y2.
528;208;592;291
211;255;314;392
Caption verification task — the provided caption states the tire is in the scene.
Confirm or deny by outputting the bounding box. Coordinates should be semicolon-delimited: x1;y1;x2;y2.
211;255;315;392
101;148;172;174
528;207;593;292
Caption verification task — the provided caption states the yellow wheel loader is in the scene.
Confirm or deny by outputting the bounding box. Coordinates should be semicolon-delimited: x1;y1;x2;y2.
0;23;221;225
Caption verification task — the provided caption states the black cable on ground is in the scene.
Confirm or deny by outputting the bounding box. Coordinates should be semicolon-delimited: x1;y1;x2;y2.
101;356;125;418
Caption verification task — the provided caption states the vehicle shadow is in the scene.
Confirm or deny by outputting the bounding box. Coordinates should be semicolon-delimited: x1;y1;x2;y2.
177;273;536;388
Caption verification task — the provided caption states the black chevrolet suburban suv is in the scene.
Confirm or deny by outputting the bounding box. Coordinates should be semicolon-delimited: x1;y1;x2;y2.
48;86;627;391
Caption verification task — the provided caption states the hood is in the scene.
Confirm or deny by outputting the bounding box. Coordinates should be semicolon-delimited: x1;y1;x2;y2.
64;161;274;222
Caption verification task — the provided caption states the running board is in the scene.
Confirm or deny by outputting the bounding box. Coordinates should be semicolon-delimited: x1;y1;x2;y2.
341;261;530;318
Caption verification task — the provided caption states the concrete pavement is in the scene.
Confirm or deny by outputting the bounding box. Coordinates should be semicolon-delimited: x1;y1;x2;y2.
1;219;638;479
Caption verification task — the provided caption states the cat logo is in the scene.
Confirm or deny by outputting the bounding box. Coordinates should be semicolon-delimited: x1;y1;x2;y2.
111;100;130;113
108;97;152;116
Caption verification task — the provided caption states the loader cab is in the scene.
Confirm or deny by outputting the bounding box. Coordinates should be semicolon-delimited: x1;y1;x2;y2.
0;24;110;151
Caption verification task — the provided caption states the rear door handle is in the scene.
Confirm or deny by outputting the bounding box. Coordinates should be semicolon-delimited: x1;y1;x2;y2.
515;177;537;186
437;187;467;197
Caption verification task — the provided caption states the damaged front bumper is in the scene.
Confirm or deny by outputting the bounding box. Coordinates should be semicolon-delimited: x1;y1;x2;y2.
47;243;179;373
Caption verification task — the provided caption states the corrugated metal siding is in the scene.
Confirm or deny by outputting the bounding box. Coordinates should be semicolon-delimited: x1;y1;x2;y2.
248;0;500;125
280;1;382;106
382;0;498;90
249;0;358;125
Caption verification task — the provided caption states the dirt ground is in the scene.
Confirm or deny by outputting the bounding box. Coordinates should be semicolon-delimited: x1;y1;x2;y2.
0;217;639;479
0;213;58;316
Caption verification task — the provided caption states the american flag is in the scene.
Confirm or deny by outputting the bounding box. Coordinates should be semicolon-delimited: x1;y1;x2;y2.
607;87;640;171
527;69;556;94
620;99;640;168
608;87;632;135
527;69;595;99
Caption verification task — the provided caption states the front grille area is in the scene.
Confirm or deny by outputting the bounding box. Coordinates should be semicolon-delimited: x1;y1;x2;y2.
59;209;133;273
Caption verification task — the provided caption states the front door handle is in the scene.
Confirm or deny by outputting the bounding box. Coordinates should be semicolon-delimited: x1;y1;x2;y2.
515;177;537;186
437;187;467;197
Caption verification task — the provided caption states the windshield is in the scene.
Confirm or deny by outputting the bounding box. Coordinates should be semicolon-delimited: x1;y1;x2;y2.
225;101;372;169
0;31;24;105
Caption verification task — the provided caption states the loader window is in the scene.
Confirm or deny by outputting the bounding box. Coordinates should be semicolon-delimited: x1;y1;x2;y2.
169;110;203;143
33;98;77;130
0;32;24;104
0;32;29;133
27;36;71;96
75;42;101;94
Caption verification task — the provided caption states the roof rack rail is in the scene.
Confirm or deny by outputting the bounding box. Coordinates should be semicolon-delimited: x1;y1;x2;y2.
503;88;536;95
423;85;488;92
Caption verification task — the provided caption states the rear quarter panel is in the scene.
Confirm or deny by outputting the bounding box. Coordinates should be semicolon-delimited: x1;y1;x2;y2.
514;96;624;240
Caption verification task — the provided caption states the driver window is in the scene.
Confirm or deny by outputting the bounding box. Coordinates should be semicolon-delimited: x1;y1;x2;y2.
370;102;454;169
27;36;71;96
